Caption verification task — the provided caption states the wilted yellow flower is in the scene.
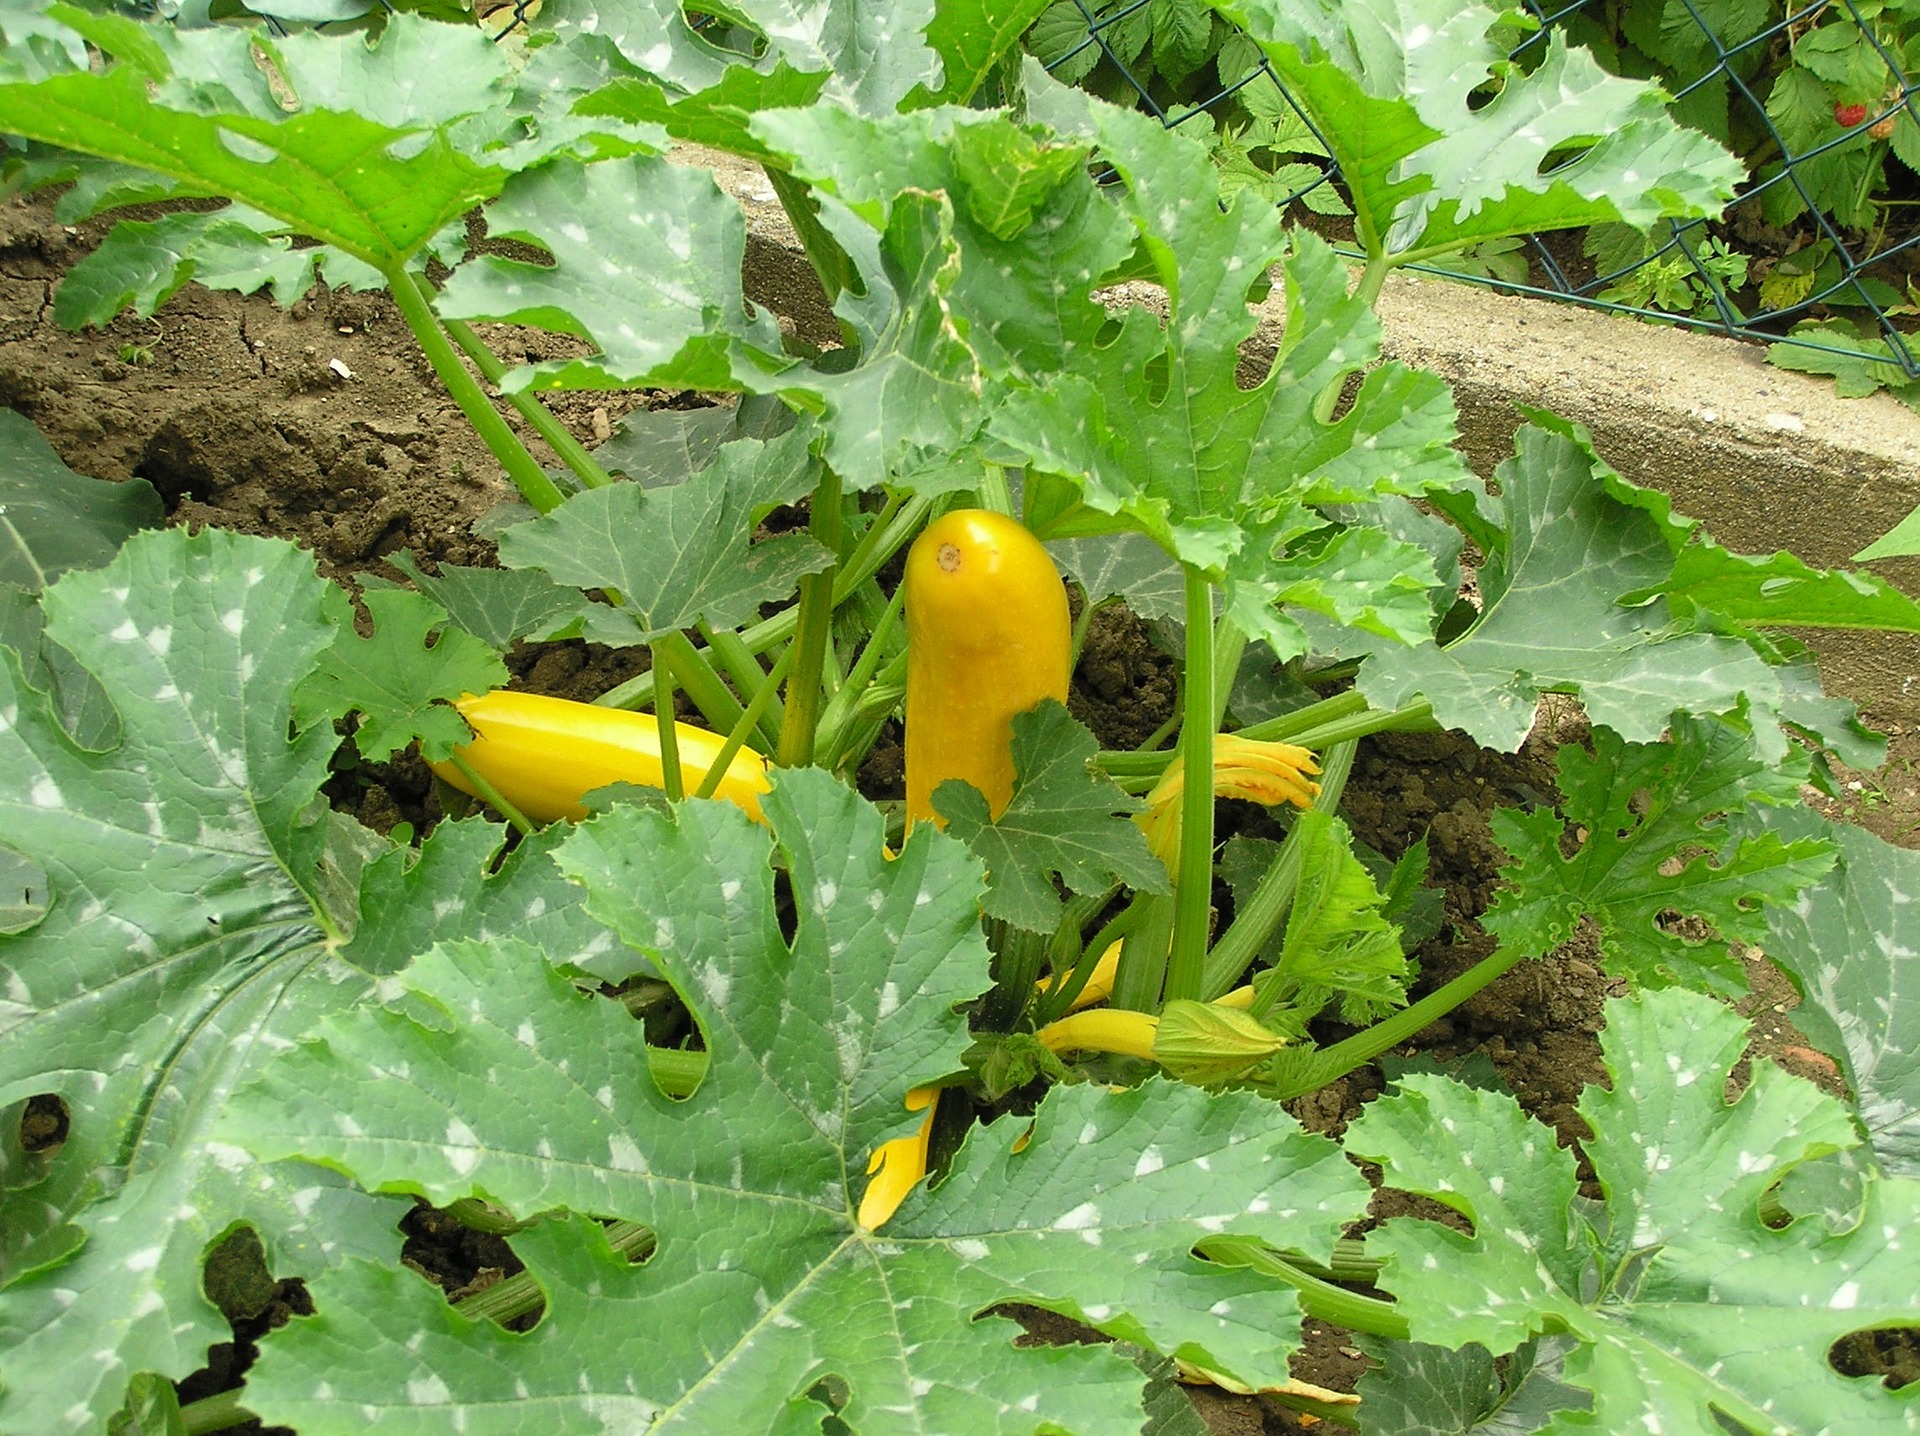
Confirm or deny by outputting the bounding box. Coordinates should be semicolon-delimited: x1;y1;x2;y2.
1152;998;1286;1083
857;1086;938;1231
1035;1007;1161;1061
1139;735;1321;876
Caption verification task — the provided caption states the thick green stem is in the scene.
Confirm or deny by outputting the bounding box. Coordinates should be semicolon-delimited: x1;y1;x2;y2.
981;921;1051;1032
1097;695;1432;783
701;624;785;747
447;751;535;837
1266;942;1531;1101
383;265;566;514
1110;892;1174;1012
441;313;614;491
651;647;684;802
1203;741;1357;1002
735;493;928;655
814;583;906;771
1210;619;1245;730
697;647;792;801
180;1389;251;1436
776;465;844;767
1164;565;1218;1006
1197;1235;1408;1340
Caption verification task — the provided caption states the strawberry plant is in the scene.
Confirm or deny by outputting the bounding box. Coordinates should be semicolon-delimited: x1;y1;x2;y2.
3;1;1920;1433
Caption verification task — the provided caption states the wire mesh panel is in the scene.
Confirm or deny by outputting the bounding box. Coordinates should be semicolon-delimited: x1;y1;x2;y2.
1023;0;1920;376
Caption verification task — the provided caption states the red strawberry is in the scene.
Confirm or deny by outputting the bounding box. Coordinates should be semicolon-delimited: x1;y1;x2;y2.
1836;101;1870;127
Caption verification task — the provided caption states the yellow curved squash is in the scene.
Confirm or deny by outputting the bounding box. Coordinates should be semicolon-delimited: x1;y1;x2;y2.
903;509;1071;827
430;689;771;825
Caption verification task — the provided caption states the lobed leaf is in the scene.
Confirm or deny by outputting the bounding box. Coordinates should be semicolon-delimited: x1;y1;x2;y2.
1348;987;1917;1436
224;769;1371;1430
1484;712;1833;993
1759;818;1920;1178
933;700;1169;932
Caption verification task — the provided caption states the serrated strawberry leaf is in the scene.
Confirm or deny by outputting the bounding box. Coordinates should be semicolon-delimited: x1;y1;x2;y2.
293;588;506;762
1348;987;1915;1436
1759;820;1920;1178
1359;422;1784;751
933;700;1169;932
224;771;1370;1430
0;527;616;1433
433;153;786;393
1214;0;1744;264
1484;712;1833;994
494;427;831;643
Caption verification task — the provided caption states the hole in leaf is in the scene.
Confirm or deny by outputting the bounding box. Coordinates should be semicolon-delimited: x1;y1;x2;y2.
19;1092;67;1155
1141;348;1170;406
1093;315;1124;349
773;861;799;946
1831;1326;1920;1390
797;1374;852;1435
178;1223;313;1415
401;1198;536;1329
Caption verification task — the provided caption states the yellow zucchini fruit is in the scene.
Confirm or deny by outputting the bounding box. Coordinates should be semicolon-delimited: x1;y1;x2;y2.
904;509;1071;826
430;689;771;825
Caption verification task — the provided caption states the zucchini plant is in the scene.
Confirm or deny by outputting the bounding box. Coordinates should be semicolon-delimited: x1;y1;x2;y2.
3;1;1920;1433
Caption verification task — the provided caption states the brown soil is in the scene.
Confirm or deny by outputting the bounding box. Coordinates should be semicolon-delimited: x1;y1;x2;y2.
6;185;1912;1433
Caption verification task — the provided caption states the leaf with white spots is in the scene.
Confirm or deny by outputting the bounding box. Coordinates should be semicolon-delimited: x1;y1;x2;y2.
1213;0;1744;265
978;71;1471;631
434;152;786;393
0;12;526;269
224;769;1369;1432
1483;711;1834;995
1358;422;1789;751
1347;987;1920;1436
1759;819;1920;1178
0;527;612;1433
539;0;942;121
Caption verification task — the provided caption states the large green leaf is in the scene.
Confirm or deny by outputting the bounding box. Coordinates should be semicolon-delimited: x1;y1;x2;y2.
981;72;1470;636
0;410;160;591
0;9;518;266
933;700;1168;932
434;153;785;393
1358;423;1783;751
1760;820;1920;1179
1213;0;1745;264
225;772;1372;1431
493;428;832;642
1485;713;1833;995
1347;987;1916;1436
0;529;611;1433
542;0;941;119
